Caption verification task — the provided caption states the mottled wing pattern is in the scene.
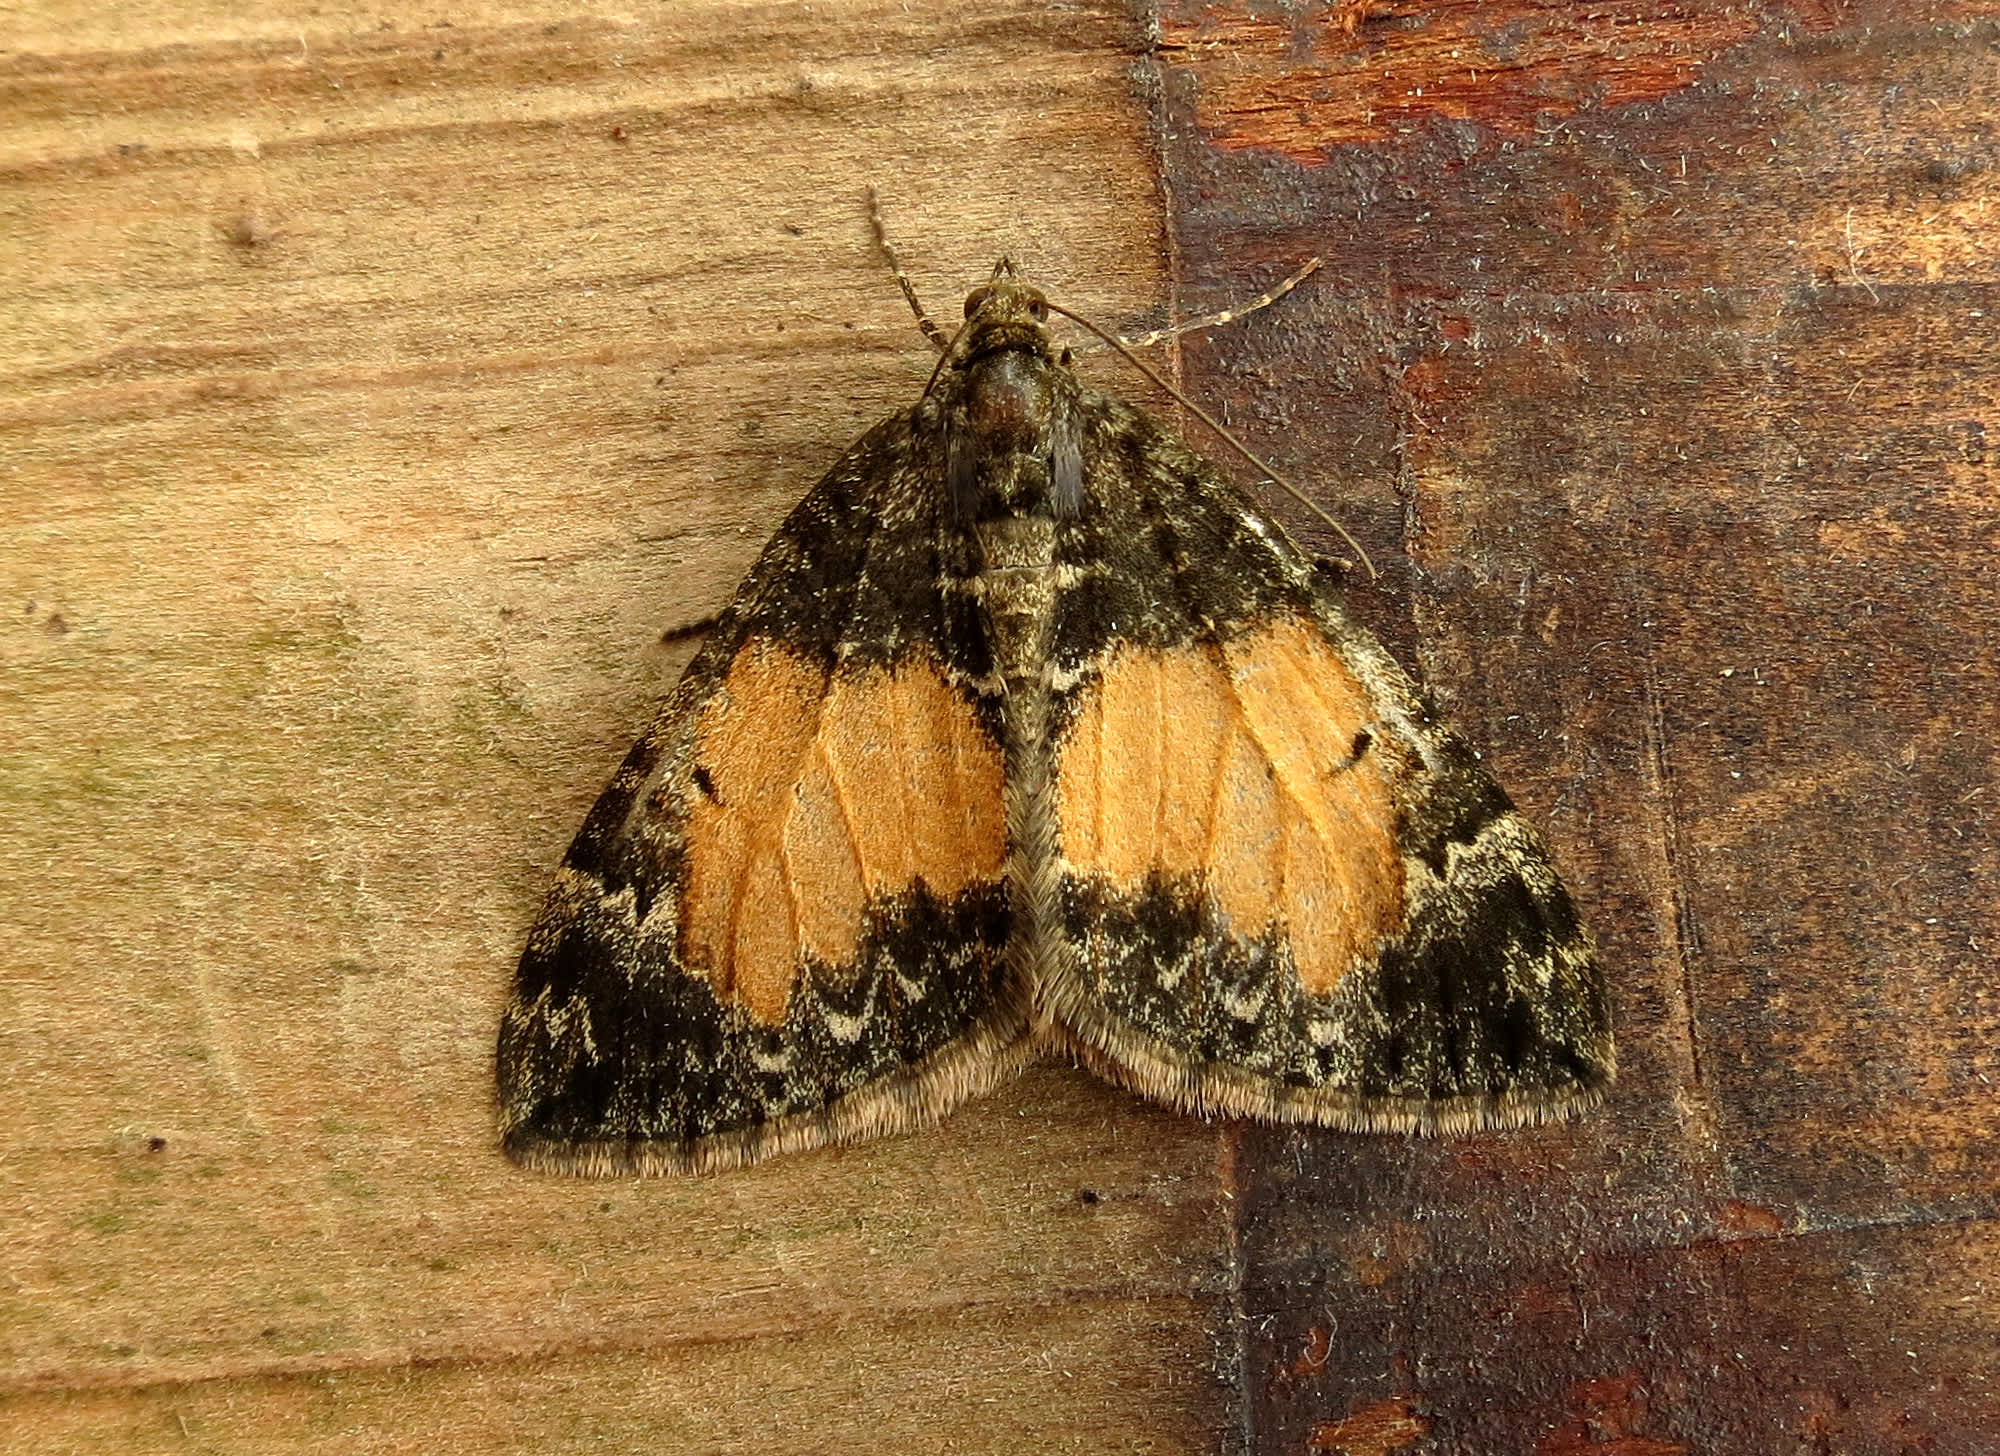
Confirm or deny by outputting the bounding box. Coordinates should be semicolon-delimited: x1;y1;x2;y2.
1041;399;1613;1133
498;417;1031;1174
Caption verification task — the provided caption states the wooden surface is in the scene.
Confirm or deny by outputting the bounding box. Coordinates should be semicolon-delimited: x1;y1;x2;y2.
5;2;1998;1453
1156;2;2000;1451
2;3;1229;1452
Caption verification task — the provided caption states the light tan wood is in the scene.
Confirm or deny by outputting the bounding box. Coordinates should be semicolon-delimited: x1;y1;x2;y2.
0;1293;1231;1453
0;1;1228;1446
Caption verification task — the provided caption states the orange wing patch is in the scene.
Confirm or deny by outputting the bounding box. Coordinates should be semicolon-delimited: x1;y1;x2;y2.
682;640;1006;1023
1057;615;1405;994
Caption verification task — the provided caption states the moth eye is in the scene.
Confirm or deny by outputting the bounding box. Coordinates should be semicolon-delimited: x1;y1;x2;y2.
1027;298;1047;320
964;287;992;318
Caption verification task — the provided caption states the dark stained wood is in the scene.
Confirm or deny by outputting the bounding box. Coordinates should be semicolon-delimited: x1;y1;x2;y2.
1241;1218;2000;1453
1154;1;2000;1449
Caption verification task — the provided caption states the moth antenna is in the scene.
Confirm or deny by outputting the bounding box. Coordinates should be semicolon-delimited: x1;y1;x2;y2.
866;187;951;354
1117;257;1323;350
921;309;979;399
1045;298;1379;580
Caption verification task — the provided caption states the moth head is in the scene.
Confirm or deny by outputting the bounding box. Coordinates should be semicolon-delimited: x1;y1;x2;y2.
956;263;1053;363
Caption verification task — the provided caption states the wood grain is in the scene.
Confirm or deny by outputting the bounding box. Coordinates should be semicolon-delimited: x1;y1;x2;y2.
3;1292;1231;1453
0;1;1235;1449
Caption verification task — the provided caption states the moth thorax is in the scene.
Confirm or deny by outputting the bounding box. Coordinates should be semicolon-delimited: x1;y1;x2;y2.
953;349;1067;515
964;351;1053;450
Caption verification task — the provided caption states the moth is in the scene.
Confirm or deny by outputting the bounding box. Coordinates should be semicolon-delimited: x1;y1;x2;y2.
498;250;1612;1175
